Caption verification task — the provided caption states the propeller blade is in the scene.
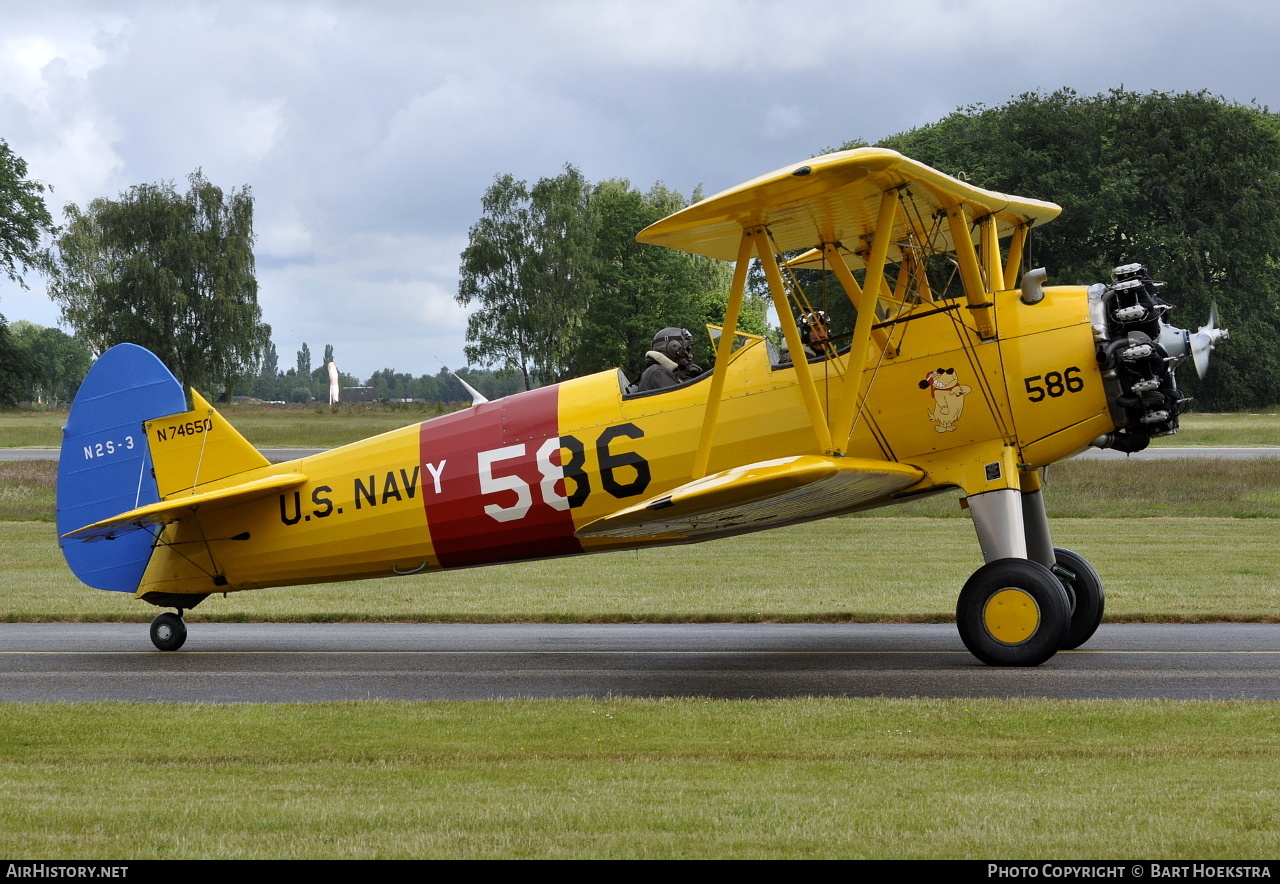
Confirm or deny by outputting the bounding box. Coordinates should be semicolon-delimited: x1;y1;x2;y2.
1191;303;1229;378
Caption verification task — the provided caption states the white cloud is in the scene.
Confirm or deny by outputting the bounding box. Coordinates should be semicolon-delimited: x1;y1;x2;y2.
762;104;806;140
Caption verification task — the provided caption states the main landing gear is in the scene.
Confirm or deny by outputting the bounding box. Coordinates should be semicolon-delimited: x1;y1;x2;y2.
149;611;188;651
959;489;1106;666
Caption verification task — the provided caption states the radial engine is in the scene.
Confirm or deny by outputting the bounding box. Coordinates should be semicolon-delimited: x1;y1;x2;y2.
1089;263;1229;453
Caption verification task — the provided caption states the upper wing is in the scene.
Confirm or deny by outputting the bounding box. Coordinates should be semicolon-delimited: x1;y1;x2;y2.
575;455;924;541
636;147;1061;263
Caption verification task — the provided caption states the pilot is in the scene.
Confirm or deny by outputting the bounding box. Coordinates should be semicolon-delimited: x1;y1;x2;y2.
638;327;703;392
778;310;830;363
799;310;830;357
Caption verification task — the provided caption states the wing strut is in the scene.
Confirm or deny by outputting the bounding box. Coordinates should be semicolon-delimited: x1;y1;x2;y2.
945;202;995;338
753;226;834;455
980;213;1002;294
692;230;755;479
1002;222;1029;290
828;189;898;455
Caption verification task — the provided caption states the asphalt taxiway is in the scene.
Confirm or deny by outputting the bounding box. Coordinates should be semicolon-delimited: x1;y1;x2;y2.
2;623;1277;702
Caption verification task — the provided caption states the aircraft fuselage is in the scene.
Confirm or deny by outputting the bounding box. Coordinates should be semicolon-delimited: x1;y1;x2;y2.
138;283;1111;600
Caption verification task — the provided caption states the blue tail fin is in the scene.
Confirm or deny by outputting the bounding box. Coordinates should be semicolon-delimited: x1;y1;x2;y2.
57;344;188;592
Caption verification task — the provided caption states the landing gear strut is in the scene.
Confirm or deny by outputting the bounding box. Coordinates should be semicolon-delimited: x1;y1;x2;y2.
149;611;187;651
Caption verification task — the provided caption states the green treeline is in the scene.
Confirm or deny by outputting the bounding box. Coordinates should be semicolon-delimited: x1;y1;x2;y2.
245;339;525;405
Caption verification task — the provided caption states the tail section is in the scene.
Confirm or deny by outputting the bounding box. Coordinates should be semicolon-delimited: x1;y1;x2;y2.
57;344;188;592
58;344;271;593
145;388;268;498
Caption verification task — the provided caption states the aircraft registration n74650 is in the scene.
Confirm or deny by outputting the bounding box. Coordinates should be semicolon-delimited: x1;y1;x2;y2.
57;148;1227;665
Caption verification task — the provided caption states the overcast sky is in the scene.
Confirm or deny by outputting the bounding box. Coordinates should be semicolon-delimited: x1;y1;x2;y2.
3;0;1277;382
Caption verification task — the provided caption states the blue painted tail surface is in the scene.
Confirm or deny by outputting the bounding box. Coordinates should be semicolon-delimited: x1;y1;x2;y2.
57;344;188;592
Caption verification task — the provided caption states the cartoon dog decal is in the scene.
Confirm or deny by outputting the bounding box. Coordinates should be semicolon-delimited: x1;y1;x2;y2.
918;368;971;432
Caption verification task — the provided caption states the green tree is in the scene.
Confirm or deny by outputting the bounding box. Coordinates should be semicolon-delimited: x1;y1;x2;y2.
0;139;53;288
0;140;55;406
43;170;271;398
260;341;279;378
0;322;34;406
458;170;764;388
572;179;763;380
870;89;1280;410
457;166;598;389
10;320;92;404
250;341;281;400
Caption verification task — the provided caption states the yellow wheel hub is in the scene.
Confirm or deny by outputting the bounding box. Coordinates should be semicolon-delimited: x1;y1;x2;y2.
983;588;1040;645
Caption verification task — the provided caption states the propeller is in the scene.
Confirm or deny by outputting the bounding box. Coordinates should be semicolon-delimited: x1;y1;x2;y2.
1191;303;1229;378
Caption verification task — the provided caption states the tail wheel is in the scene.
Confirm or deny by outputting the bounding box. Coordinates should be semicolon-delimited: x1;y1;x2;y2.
150;612;187;651
1052;547;1105;650
956;559;1071;666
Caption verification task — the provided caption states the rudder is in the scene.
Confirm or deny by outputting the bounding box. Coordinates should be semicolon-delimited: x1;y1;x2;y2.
57;344;272;594
57;344;189;592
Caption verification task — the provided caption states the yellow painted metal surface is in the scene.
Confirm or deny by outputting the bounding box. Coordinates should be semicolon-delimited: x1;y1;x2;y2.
62;473;306;540
577;455;924;541
145;389;269;497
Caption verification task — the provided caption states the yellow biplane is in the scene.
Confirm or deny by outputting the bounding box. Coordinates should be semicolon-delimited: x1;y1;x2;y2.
57;148;1227;665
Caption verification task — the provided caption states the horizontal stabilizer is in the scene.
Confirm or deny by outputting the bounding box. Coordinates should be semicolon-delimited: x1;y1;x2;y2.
576;456;923;541
63;473;307;541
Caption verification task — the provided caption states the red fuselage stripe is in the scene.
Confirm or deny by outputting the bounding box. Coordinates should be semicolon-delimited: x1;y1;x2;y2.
419;384;583;568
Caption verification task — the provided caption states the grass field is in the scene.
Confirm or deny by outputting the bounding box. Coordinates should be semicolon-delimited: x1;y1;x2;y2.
5;516;1280;622
4;407;1278;859
2;699;1277;859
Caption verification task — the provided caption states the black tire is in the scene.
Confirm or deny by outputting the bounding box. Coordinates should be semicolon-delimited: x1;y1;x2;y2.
956;558;1071;666
1052;547;1105;650
150;612;187;651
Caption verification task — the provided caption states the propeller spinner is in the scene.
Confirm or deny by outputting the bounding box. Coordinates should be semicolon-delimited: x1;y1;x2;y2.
1156;302;1230;379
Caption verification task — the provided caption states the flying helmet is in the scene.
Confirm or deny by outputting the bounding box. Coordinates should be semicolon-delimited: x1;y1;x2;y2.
799;310;829;346
652;327;694;365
